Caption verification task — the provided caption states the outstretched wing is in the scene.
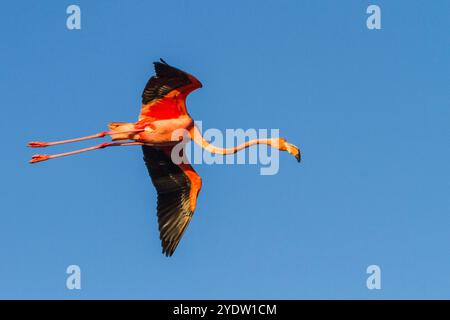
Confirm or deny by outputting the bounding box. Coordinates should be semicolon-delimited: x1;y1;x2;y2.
139;59;202;121
142;145;202;256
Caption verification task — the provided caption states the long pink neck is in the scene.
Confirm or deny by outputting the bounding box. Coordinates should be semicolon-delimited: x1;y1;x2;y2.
189;126;276;155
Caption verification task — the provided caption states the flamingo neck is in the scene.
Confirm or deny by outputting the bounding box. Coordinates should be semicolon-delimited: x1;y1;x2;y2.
189;125;274;155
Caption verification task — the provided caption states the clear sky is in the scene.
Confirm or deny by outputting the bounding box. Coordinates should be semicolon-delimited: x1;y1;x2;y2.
1;0;449;299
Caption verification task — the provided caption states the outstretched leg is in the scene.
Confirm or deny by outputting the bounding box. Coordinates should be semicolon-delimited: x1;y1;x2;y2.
29;141;144;164
27;129;144;148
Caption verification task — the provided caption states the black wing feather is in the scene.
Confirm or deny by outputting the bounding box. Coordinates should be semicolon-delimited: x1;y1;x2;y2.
141;60;191;104
142;145;194;256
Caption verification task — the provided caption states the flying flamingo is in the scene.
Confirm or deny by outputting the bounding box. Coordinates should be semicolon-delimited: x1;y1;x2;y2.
28;59;301;256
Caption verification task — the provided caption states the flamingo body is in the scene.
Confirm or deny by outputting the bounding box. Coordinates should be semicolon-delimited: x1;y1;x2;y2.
28;59;301;256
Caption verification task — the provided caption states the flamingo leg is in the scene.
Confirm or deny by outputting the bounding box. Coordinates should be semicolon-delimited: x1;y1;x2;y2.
27;129;144;148
29;141;144;164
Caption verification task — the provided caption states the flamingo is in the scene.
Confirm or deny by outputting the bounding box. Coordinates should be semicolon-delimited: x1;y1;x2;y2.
28;59;301;256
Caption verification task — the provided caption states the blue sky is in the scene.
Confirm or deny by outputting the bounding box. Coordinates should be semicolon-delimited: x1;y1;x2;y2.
1;0;449;299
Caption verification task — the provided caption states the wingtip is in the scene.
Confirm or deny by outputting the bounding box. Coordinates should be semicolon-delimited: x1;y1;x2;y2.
163;248;174;257
153;58;169;67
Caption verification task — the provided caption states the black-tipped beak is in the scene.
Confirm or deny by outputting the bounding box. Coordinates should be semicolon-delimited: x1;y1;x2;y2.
295;152;301;163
